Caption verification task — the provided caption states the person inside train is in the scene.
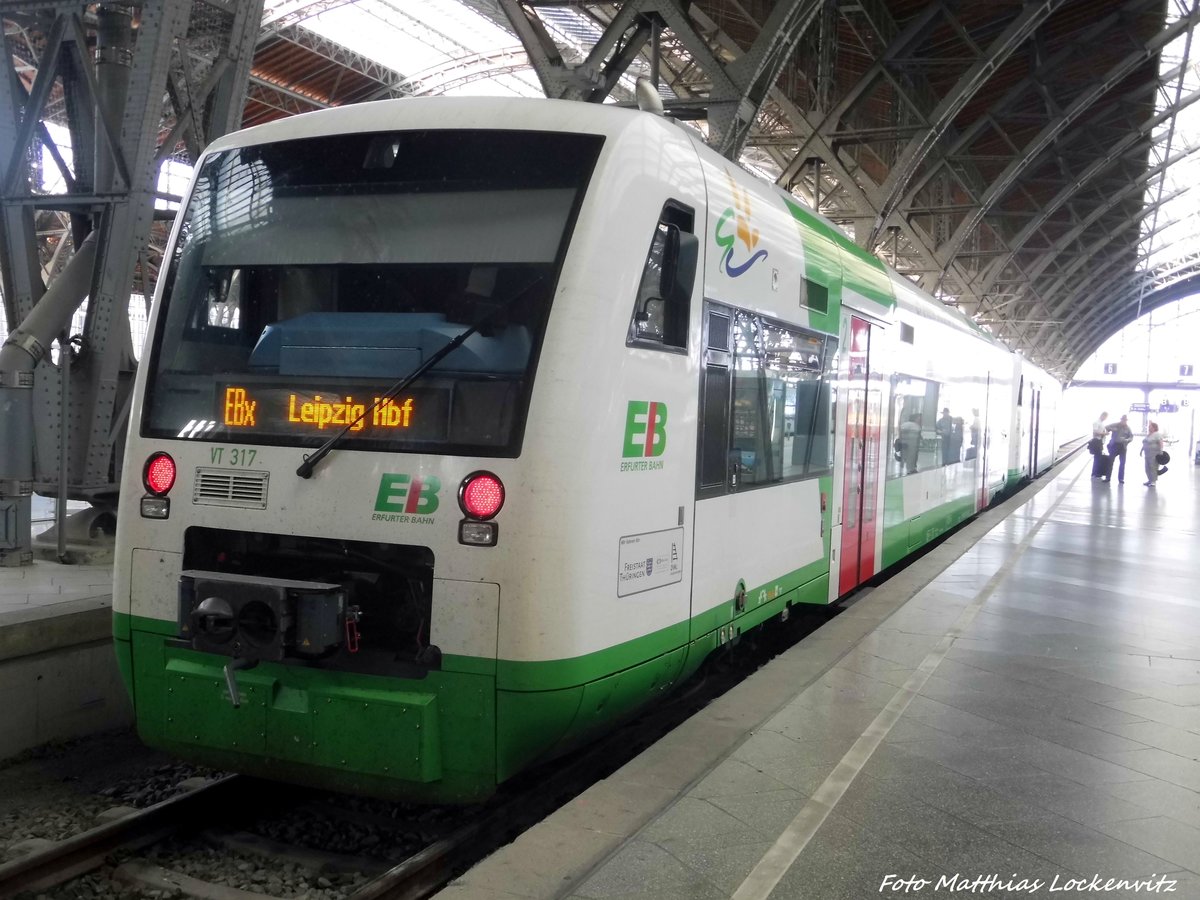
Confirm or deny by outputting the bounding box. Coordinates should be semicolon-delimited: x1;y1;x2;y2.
936;407;956;465
1090;411;1109;478
900;414;922;474
1105;414;1134;484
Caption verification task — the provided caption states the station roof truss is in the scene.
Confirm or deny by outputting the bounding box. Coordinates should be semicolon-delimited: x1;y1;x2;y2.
466;0;1200;381
5;0;1200;382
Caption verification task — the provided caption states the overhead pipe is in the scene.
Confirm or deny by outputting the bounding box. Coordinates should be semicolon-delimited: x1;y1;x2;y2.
0;231;98;565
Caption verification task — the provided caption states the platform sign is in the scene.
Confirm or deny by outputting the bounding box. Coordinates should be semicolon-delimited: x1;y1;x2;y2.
1103;363;1118;375
1159;402;1179;413
1181;364;1194;377
1130;402;1151;412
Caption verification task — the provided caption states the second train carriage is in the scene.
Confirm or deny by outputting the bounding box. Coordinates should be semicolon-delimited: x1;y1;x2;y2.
113;97;1060;802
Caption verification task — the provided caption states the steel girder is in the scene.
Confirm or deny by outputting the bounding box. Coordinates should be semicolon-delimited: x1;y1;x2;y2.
1042;187;1193;320
1037;241;1200;368
1037;163;1198;318
893;5;1160;311
0;26;43;333
972;80;1200;302
403;45;539;97
447;1;1198;377
867;0;1066;249
2;1;1186;409
248;72;329;114
495;0;824;158
933;14;1197;303
497;0;648;100
1059;263;1200;369
704;0;824;158
259;0;353;31
0;0;264;564
262;24;411;101
995;152;1193;327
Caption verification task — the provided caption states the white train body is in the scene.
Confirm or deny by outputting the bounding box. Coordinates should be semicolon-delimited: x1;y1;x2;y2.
113;98;1060;801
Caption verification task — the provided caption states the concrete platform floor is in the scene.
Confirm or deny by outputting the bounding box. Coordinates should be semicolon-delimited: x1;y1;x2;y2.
1;497;124;759
440;454;1200;900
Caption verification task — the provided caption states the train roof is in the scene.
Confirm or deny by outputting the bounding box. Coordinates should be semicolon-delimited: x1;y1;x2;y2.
203;96;1053;382
205;96;664;155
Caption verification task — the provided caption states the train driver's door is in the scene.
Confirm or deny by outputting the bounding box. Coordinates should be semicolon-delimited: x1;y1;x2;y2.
839;316;882;595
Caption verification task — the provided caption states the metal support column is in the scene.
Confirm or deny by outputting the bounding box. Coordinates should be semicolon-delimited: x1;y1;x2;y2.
0;1;263;564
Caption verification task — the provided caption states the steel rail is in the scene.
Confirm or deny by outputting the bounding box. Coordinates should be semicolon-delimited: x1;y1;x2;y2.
0;774;246;896
351;612;837;900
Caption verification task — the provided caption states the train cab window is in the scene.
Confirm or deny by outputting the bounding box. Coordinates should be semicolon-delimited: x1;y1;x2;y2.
141;128;604;457
628;203;698;352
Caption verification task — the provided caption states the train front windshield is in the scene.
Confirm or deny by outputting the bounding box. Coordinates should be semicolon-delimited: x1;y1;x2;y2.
143;129;603;456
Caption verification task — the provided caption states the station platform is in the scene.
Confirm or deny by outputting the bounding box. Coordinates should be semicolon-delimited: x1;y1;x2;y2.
0;498;125;758
440;453;1200;900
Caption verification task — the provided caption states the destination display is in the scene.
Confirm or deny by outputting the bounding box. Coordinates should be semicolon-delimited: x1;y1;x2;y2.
218;383;448;440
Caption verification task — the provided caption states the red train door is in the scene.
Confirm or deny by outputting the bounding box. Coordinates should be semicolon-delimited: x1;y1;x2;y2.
839;317;882;594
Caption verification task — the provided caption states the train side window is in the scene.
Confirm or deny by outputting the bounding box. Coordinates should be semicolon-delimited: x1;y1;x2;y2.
699;304;835;496
628;202;697;352
781;331;836;478
734;313;830;487
698;307;731;491
799;278;829;315
888;376;976;476
888;376;936;478
730;311;771;487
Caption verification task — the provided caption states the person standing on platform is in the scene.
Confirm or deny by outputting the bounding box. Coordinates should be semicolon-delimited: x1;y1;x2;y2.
1105;414;1134;483
1091;411;1109;478
1142;421;1165;487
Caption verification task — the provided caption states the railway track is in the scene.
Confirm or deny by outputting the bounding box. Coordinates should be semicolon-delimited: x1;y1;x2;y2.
0;608;837;900
0;767;524;900
0;774;246;897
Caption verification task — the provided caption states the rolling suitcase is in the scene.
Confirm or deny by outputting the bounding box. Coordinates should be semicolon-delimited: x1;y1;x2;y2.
1097;452;1115;480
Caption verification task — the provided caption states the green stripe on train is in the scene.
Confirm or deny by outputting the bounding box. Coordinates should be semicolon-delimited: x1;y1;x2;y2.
880;489;979;570
114;479;840;800
114;559;830;801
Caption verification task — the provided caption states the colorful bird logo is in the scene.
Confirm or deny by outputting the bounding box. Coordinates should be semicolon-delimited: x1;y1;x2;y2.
715;172;769;277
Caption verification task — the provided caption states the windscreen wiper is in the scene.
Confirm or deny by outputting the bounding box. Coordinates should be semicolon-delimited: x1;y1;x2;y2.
296;277;542;479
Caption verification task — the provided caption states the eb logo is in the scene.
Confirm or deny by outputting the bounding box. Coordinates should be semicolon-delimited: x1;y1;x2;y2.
623;401;668;458
375;474;441;515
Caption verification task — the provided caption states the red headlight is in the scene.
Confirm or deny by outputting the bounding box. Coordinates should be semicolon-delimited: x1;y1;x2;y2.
458;472;504;520
143;452;177;496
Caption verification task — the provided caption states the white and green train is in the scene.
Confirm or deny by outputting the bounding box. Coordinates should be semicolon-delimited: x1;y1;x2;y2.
113;97;1060;802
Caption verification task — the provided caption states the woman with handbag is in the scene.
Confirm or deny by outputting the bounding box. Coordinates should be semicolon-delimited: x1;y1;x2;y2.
1142;422;1165;487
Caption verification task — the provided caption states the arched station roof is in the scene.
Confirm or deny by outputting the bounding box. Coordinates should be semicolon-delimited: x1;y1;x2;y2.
465;0;1200;381
5;0;1200;381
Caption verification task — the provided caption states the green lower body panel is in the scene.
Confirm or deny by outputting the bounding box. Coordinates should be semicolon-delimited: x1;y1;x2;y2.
129;626;494;802
118;553;833;802
881;491;978;569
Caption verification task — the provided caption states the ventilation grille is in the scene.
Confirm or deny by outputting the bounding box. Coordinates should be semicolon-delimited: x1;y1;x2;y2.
193;468;269;509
